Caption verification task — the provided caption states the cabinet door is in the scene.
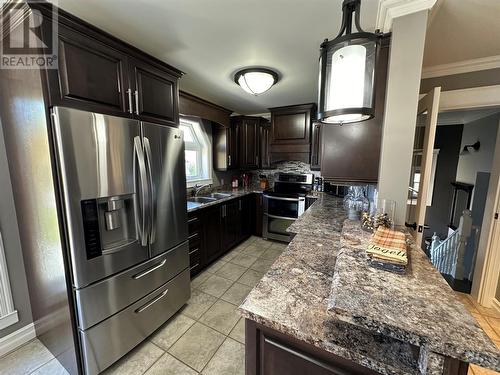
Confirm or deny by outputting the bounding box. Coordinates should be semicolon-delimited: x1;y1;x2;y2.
310;123;322;170
228;124;239;169
240;196;254;240
240;119;259;169
203;205;222;263
130;58;179;127
259;123;271;169
49;25;129;115
221;200;241;252
254;194;264;237
271;105;314;146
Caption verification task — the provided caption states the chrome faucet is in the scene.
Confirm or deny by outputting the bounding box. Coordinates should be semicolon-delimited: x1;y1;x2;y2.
192;183;212;197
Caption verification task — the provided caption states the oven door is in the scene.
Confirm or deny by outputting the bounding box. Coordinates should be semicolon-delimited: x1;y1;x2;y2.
263;196;305;242
263;214;295;242
264;195;305;218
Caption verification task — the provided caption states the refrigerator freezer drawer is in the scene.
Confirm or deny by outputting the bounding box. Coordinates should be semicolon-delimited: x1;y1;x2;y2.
75;241;189;330
80;268;190;375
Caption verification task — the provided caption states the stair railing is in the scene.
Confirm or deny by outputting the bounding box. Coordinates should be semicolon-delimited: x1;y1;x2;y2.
430;210;472;278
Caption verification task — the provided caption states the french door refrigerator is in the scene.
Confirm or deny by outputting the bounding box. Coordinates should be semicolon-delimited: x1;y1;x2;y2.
51;106;190;374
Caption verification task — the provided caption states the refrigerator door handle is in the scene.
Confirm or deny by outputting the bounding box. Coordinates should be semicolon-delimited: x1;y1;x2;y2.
143;137;156;245
133;136;149;246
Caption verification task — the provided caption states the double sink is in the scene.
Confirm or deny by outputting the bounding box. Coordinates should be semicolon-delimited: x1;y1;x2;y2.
187;192;233;210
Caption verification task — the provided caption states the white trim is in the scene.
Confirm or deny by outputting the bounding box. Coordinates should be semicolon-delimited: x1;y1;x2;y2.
422;55;500;79
438;85;500;112
493;298;500;314
376;0;437;33
473;120;500;307
0;310;18;330
0;323;36;357
437;108;500;126
0;232;17;330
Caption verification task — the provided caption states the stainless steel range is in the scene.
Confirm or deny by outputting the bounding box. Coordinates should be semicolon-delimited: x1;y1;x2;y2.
263;173;314;242
51;107;190;374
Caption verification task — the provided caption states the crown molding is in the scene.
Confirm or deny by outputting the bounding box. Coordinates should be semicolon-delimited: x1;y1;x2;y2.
376;0;437;32
439;85;500;112
422;55;500;79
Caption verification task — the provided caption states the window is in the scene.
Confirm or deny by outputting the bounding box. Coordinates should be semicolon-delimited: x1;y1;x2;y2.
180;118;212;187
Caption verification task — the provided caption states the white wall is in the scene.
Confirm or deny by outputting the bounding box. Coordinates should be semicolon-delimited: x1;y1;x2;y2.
456;113;499;186
378;10;429;225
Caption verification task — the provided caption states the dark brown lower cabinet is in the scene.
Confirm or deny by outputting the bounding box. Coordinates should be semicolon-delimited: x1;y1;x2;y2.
240;195;255;239
187;214;202;276
221;200;242;252
246;319;469;375
187;195;257;276
254;193;264;237
246;320;381;375
203;205;223;265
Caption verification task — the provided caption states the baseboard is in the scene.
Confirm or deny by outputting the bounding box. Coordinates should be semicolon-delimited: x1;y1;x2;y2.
0;323;36;357
492;298;500;313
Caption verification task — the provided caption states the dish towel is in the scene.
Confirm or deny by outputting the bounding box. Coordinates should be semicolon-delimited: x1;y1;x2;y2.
366;227;408;274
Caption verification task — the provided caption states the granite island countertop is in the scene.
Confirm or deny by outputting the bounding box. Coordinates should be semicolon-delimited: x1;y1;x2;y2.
239;193;500;375
329;220;500;372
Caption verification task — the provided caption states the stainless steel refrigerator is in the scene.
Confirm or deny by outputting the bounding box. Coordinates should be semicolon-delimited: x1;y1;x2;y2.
49;106;190;374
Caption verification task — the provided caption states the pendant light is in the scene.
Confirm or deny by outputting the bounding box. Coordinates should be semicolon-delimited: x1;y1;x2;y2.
318;0;381;125
234;68;279;95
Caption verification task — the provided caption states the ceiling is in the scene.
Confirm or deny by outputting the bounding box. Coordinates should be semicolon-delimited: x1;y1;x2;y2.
50;0;380;114
437;108;500;126
423;0;500;67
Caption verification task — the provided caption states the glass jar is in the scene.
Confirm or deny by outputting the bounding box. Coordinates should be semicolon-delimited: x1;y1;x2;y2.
343;186;369;220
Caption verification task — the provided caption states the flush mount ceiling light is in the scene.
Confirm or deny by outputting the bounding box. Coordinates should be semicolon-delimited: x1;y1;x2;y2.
234;68;279;96
318;0;381;125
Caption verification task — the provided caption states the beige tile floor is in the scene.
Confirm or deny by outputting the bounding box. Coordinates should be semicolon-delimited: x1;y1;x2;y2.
3;237;500;375
455;292;500;375
0;236;286;375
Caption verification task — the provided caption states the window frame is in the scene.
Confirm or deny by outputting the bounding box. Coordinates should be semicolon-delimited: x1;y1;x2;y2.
179;117;213;188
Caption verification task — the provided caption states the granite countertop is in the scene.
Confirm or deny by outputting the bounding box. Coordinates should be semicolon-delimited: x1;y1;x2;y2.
240;195;421;375
329;220;500;372
239;193;500;374
186;188;264;212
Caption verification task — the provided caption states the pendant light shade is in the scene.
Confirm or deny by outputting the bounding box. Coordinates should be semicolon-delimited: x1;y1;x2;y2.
318;0;380;125
234;68;279;95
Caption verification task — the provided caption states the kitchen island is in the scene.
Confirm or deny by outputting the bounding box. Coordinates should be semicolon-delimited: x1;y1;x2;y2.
239;194;500;375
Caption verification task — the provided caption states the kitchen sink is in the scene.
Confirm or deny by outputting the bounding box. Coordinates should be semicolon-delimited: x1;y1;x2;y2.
207;193;233;199
187;193;234;209
188;197;218;204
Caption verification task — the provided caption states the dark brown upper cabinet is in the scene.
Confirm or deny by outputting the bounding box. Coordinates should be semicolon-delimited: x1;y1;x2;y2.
320;36;390;183
43;3;182;126
310;122;322;171
231;116;261;170
129;58;179;127
213;122;239;171
51;24;129;115
269;103;316;164
259;120;271;169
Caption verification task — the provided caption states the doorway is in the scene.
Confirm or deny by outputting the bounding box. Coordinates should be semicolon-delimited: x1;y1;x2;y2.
421;106;500;294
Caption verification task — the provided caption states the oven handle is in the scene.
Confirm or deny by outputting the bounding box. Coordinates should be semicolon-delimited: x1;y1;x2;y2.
265;213;297;221
263;195;305;202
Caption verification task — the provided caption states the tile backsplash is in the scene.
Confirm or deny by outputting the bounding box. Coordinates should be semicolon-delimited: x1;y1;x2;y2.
248;161;321;189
